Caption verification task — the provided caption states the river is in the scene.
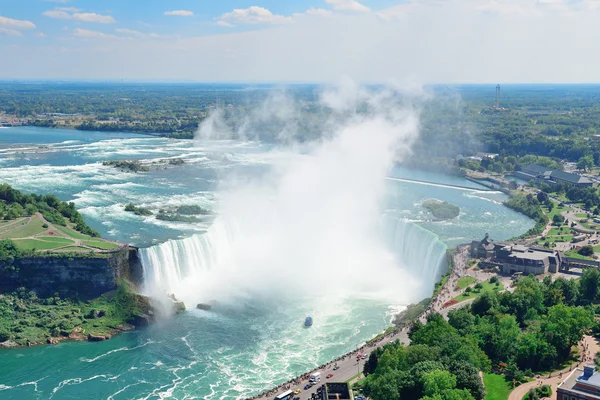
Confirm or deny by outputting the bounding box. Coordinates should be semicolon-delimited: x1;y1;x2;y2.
0;127;533;399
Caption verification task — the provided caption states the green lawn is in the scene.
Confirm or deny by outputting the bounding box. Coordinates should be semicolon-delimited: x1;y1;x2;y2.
483;373;512;400
543;204;568;221
455;280;505;302
35;237;75;245
55;224;92;240
0;216;47;239
0;218;28;234
56;246;89;252
11;238;67;251
576;213;588;218
457;276;477;289
547;227;571;236
551;235;573;242
83;240;119;250
564;251;595;261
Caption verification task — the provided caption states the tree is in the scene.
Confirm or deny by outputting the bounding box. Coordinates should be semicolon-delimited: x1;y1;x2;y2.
448;360;486;400
552;214;563;225
579;268;600;303
471;291;499;316
508;181;518;190
422;370;456;397
577;155;594;172
578;245;594;257
448;308;475;334
542;304;594;359
537;191;549;203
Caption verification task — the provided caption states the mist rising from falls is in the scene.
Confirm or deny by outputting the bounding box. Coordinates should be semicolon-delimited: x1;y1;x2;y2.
140;216;448;302
140;83;435;306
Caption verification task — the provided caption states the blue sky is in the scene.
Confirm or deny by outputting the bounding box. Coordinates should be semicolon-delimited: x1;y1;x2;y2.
2;0;395;39
2;0;600;82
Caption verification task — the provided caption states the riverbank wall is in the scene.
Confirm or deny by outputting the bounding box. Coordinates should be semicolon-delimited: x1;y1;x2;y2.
0;247;143;299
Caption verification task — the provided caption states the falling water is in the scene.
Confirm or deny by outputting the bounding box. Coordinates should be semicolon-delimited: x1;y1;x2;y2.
139;216;447;300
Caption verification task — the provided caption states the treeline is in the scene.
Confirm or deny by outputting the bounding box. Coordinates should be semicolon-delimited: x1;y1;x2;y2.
458;154;562;175
0;184;98;237
363;273;598;400
504;194;549;237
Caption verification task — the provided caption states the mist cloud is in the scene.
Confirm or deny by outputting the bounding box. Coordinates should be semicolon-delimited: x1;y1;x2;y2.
170;82;423;305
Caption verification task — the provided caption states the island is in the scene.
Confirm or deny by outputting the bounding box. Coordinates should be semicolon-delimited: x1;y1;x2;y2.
0;183;183;348
422;200;460;220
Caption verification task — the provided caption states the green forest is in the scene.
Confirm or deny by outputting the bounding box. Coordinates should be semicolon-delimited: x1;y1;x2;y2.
361;272;600;400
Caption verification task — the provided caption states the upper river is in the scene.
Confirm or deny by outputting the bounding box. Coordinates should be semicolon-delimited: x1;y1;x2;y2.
0;127;534;399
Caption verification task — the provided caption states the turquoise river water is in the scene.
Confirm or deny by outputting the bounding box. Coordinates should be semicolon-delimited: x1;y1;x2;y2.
0;127;533;399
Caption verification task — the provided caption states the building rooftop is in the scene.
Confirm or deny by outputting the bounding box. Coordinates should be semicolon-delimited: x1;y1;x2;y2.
522;164;592;185
523;164;552;174
510;251;549;261
551;169;593;184
559;366;600;398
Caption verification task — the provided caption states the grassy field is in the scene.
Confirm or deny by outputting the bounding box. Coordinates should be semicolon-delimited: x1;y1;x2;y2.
0;218;28;234
543;203;570;221
564;251;595;261
35;237;75;245
12;239;69;251
55;224;93;240
0;216;46;239
547;226;571;236
455;280;505;302
56;246;89;252
83;240;119;250
457;276;476;289
483;373;512;400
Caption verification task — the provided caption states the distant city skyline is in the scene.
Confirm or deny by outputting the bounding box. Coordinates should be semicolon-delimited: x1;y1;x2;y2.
2;0;600;83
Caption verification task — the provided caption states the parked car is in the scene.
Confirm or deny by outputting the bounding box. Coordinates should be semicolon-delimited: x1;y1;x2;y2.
294;389;301;394
304;384;311;390
326;373;334;379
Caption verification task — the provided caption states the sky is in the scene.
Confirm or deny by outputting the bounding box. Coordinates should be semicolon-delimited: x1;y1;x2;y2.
1;0;600;83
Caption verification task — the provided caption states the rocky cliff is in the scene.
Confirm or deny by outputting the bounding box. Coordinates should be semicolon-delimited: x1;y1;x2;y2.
0;248;143;299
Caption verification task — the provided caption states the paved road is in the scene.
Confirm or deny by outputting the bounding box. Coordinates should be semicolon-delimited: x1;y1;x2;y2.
251;329;410;400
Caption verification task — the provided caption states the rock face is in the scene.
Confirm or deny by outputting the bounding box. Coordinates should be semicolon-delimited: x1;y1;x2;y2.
0;248;143;299
196;303;212;311
88;333;110;342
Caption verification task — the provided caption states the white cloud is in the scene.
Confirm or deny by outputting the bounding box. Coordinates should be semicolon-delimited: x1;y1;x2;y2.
6;0;600;83
218;6;293;26
325;0;370;13
477;0;534;16
216;21;234;28
305;8;333;16
43;9;116;23
115;28;164;39
45;0;71;3
36;32;47;38
73;28;114;38
0;15;36;30
164;10;194;17
0;27;23;37
56;7;80;13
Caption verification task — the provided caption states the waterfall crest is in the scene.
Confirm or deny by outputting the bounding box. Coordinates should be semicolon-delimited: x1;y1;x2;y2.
383;217;448;290
140;216;448;300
